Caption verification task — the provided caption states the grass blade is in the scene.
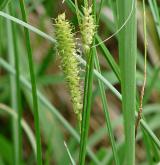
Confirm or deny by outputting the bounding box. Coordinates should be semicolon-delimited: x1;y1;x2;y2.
64;141;76;165
117;0;137;164
94;51;120;165
95;35;121;81
0;11;55;42
6;10;20;165
9;4;23;164
18;1;42;164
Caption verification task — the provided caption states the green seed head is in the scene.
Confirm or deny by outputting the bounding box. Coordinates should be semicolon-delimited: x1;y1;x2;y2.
55;13;82;123
80;6;96;53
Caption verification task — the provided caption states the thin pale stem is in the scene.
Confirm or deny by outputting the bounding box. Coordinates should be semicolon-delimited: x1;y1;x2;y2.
135;0;147;137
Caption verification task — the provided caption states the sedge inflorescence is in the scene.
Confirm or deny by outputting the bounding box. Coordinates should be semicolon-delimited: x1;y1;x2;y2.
55;13;83;123
54;5;95;127
80;6;96;53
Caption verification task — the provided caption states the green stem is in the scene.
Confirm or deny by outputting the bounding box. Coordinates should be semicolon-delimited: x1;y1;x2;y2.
79;48;95;165
10;5;23;164
18;0;43;164
117;0;136;164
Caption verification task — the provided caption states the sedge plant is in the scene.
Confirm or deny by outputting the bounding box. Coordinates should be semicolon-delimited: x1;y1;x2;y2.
0;0;160;165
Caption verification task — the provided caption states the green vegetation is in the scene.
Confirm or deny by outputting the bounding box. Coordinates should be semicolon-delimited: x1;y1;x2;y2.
0;0;160;165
